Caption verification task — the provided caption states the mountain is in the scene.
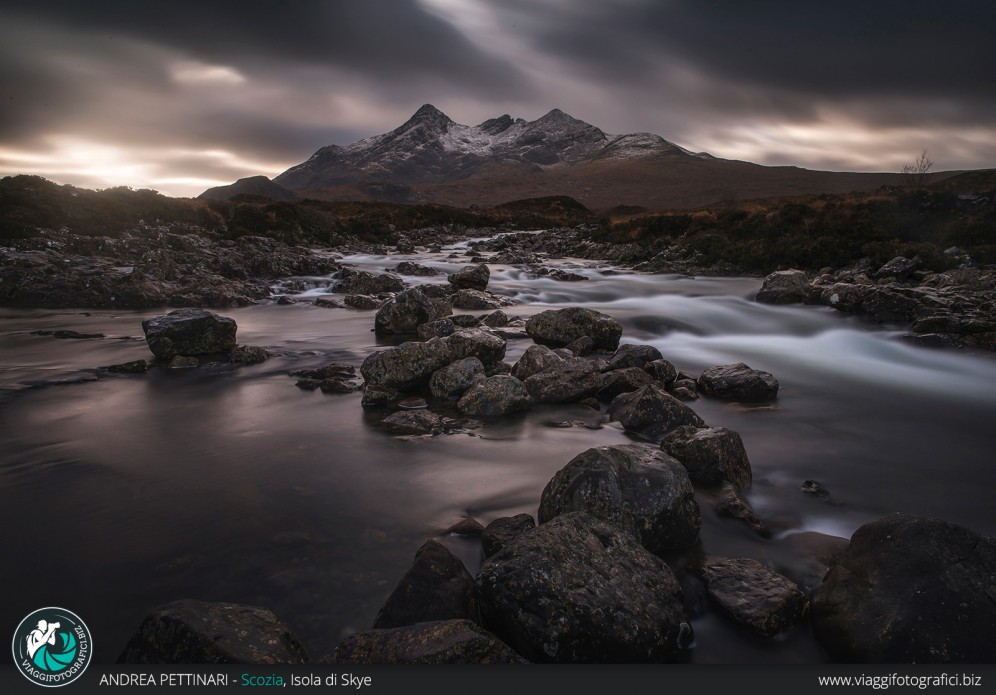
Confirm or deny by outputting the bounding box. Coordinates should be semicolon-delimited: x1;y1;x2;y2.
206;105;918;209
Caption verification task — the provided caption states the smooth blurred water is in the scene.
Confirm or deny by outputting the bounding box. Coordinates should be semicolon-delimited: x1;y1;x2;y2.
2;233;995;664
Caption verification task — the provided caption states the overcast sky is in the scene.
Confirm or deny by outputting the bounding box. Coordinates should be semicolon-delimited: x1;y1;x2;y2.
2;0;994;197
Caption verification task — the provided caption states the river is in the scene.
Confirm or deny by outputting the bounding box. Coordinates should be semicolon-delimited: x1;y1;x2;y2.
2;231;995;664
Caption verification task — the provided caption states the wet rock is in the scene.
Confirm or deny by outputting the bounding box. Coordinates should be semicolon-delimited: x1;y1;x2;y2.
168;355;199;369
563;335;595;356
607;384;705;438
335;269;404;295
229;344;268;365
104;359;148;374
525;307;623;351
480;310;509;328
429;357;486;400
289;363;356;380
698;362;778;403
314;296;346;309
661;425;752;489
395;261;438;276
316;378;357;393
449;314;480;328
714;482;771;538
481;514;536;558
484;360;511;376
644;358;678;386
448;263;490;291
756;269;811;305
332;620;526;664
118;599;309;664
811;513;996;663
372;540;474;629
374;287;441;335
276;295;295;305
361;338;453;390
538;444;700;555
475;512;689;663
361;384;404;408
875;255;919;280
456;375;531;417
700;557;808;638
510;344;563;381
451;289;505;310
446;518;485;536
595;366;654;401
607;343;664;370
344;294;384;310
381;409;443;435
445;328;506;365
142;308;237;360
800;479;832;501
416;318;456;340
523;357;603;404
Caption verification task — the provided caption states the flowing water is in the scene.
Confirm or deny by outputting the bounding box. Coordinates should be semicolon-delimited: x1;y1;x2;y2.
2;231;995;664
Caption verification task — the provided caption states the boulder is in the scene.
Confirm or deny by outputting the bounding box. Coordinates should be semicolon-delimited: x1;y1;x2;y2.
142;308;237;360
644;358;678;386
344;294;384;310
661;425;752;489
448;263;490;291
374;287;441;335
332;620;526;664
538;444;700;555
395;261;438;277
522;357;603;404
481;514;536;559
510;344;563;381
811;513;996;663
606;343;664;370
445;328;506;365
229;345;268;365
756;269;811;305
595;366;654;401
607;384;705;438
416;318;456;340
360;338;453;390
698;362;778;403
372;541;475;629
701;557;809;638
118;600;308;664
481;310;509;328
457;376;531;417
875;256;919;280
451;289;505;310
475;512;690;663
525;307;623;351
429;357;486;400
381;409;443;435
335;269;404;294
714;482;771;538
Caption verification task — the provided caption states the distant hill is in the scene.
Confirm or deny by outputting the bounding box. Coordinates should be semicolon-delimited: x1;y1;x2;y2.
199;175;297;201
202;104;955;209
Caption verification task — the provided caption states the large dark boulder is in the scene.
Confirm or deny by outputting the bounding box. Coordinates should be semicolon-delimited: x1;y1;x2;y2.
451;289;505;310
607;384;705;438
448;263;490;291
522;357;603;404
380;409;443;435
118;600;308;664
142;308;237;360
334;269;404;294
525;308;623;351
445;328;506;365
811;513;996;663
606;343;664;370
372;540;475;629
538;444;700;555
698;362;778;403
374;287;441;335
510;344;563;380
457;375;531;417
701;557;809;638
481;514;536;558
661;425;752;489
331;620;526;664
361;338;453;390
756;269;811;305
429;357;486;400
596;366;654;401
475;512;690;663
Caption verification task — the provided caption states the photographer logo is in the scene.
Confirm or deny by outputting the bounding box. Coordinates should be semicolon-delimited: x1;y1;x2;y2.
12;608;92;687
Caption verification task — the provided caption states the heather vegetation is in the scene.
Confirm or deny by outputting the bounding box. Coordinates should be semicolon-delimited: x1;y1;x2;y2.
598;171;996;273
